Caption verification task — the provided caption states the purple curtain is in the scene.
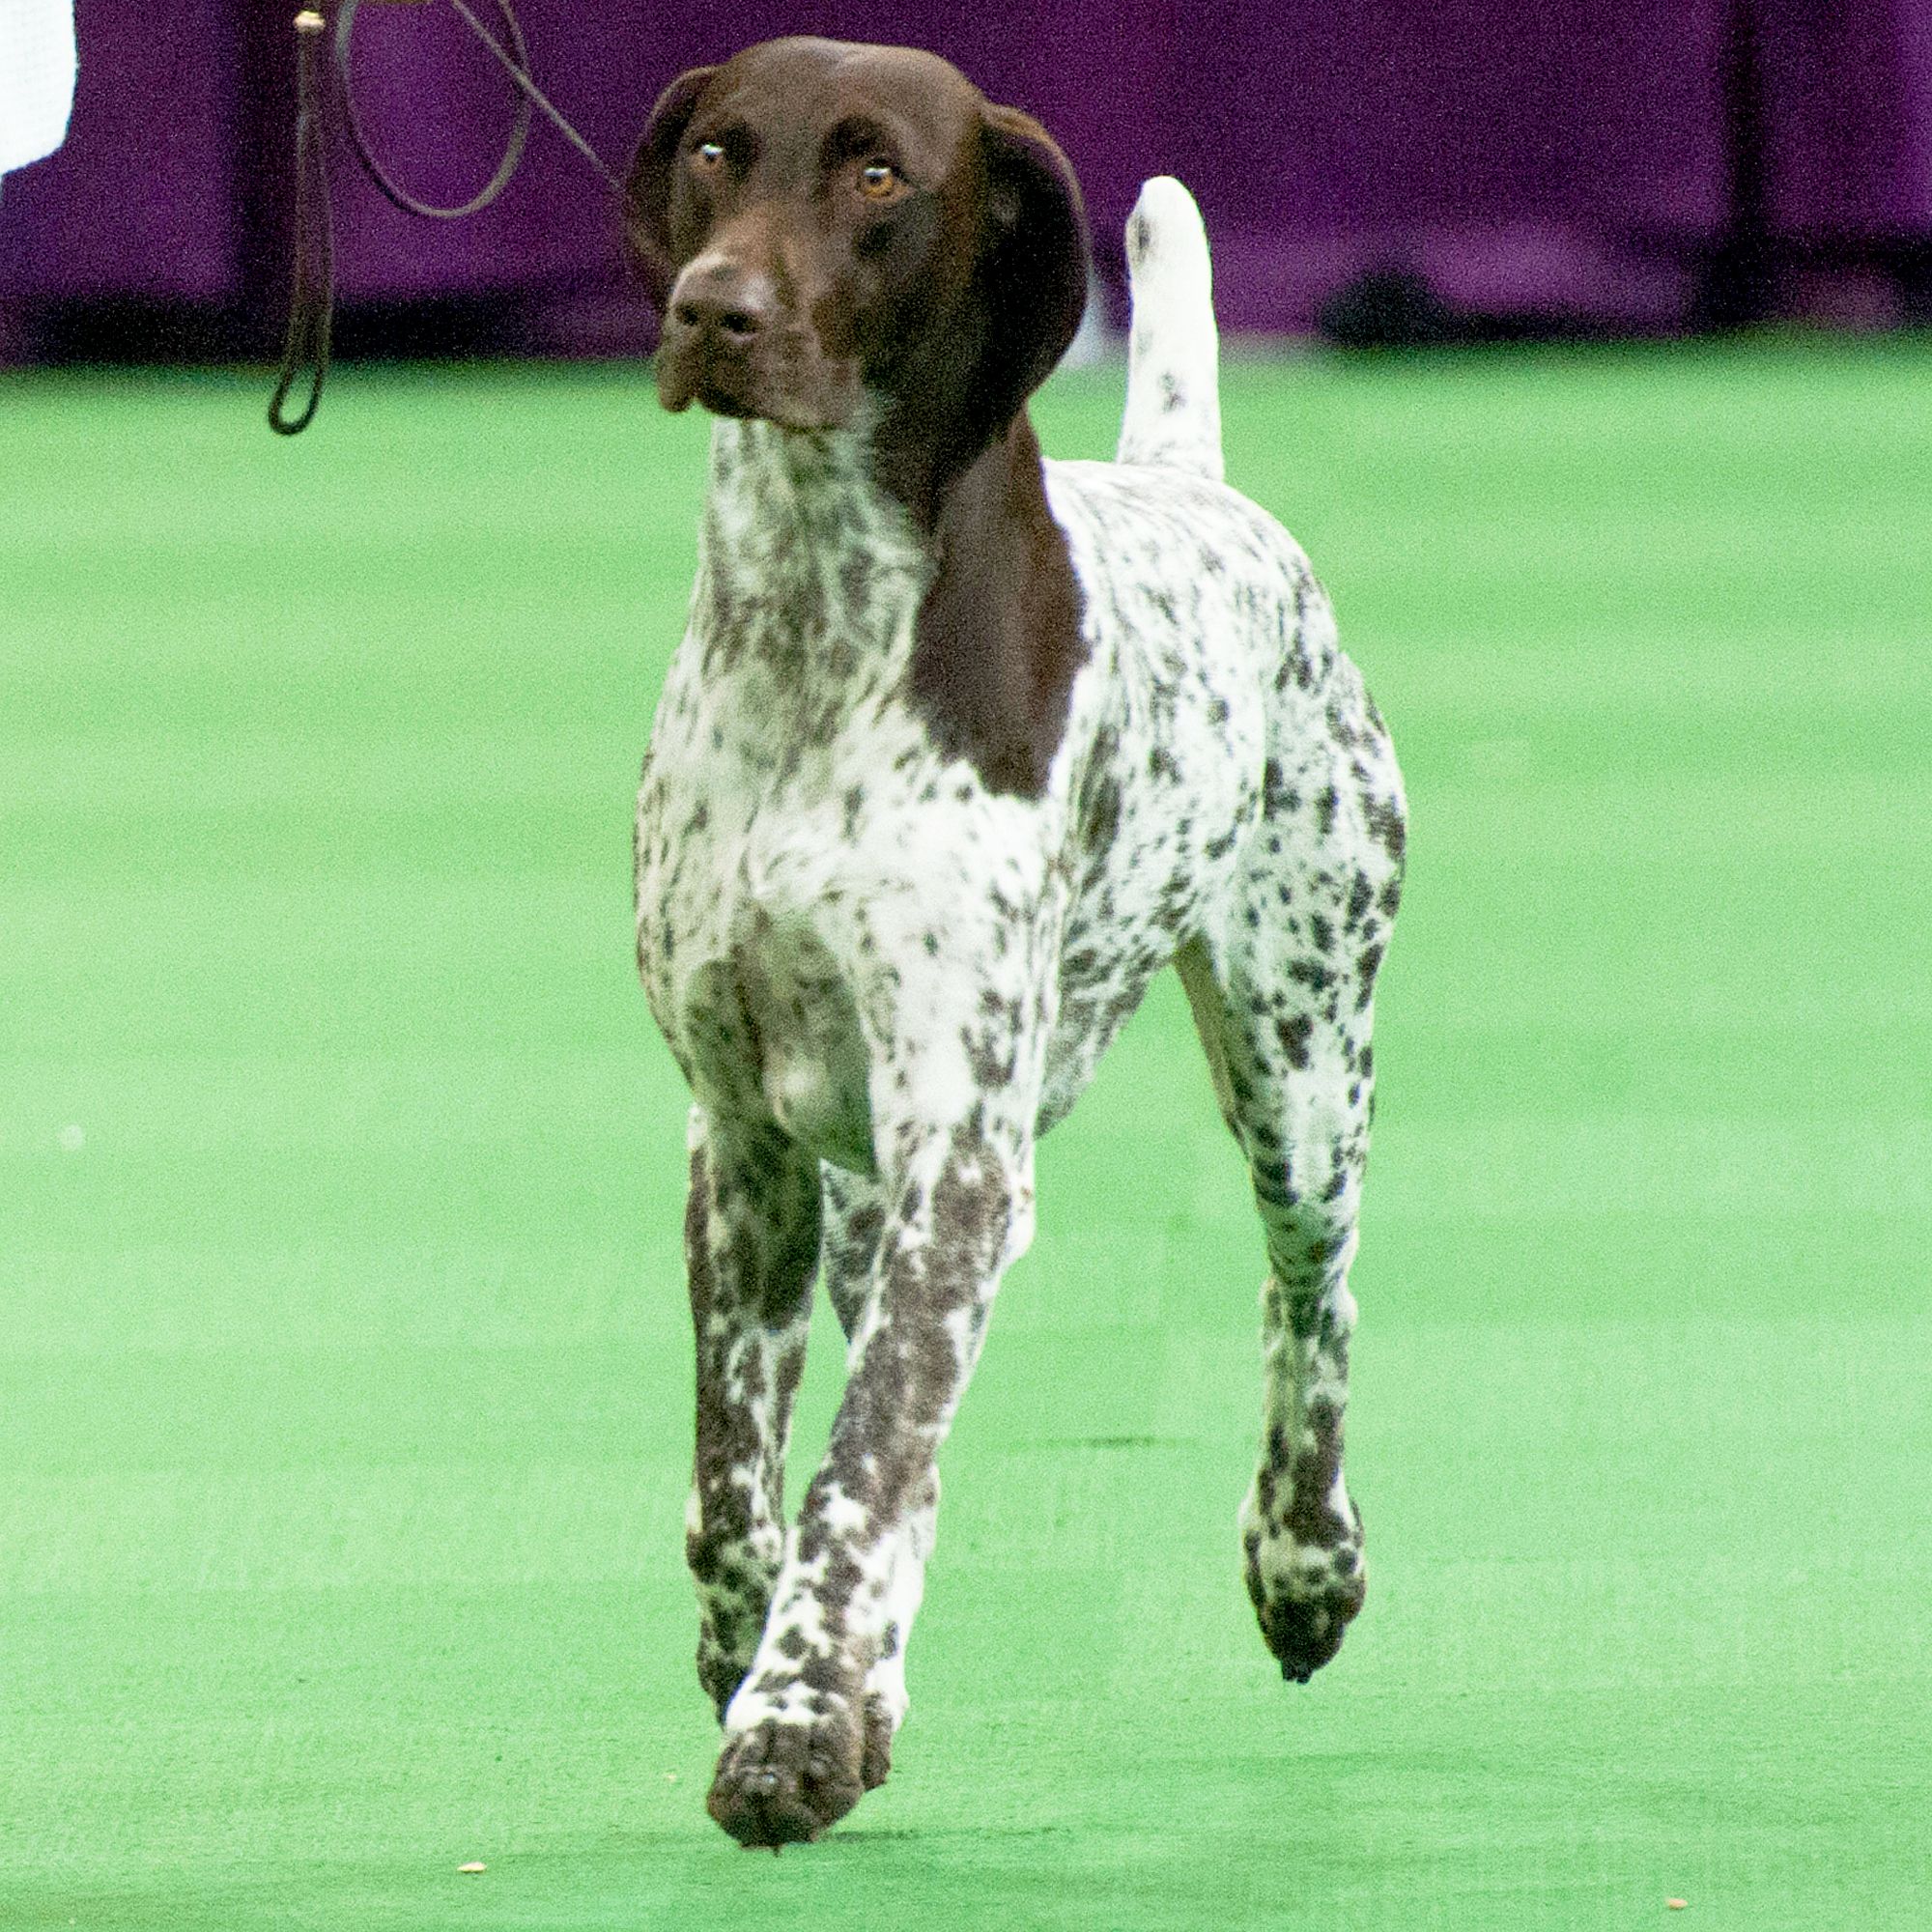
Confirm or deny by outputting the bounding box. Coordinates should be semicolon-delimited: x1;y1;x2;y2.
1753;0;1932;238
3;0;1928;339
1;0;243;299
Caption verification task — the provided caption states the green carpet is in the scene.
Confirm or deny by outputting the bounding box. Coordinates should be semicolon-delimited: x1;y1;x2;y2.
1;344;1927;1930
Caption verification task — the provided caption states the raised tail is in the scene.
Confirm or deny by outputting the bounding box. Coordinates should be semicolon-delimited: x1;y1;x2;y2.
1116;178;1223;481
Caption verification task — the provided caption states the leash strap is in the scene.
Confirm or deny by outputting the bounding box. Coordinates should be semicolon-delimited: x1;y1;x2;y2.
268;12;333;436
268;0;620;436
442;0;619;194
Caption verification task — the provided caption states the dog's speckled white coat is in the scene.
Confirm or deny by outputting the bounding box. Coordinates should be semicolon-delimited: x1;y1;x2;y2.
636;178;1405;1826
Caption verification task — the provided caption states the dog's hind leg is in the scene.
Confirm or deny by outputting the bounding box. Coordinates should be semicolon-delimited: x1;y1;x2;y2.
1176;698;1404;1682
682;1104;822;1719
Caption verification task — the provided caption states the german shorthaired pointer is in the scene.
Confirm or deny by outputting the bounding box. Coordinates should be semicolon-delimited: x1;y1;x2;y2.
626;37;1405;1848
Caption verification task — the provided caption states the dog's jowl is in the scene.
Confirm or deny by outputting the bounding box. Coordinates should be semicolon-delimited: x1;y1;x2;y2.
627;38;1406;1848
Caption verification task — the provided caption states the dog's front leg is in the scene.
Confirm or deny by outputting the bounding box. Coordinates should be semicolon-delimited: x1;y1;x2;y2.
682;1105;822;1720
706;1114;1035;1849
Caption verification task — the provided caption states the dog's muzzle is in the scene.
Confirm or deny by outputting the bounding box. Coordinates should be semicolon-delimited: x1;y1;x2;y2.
657;257;857;427
659;257;778;416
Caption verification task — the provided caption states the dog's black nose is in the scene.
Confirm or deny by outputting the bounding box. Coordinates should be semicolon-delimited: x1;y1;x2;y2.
670;264;775;343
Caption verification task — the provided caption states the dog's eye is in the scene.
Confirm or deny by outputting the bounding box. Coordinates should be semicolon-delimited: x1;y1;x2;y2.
857;161;901;200
693;141;725;171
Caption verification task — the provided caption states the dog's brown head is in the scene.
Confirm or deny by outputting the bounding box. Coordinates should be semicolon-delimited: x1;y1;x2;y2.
625;39;1087;463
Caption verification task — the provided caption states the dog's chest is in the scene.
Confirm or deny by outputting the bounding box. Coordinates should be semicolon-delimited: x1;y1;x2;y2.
635;424;1029;1161
638;690;936;1156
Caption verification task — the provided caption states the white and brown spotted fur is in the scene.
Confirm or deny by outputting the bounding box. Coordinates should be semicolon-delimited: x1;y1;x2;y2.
628;41;1404;1848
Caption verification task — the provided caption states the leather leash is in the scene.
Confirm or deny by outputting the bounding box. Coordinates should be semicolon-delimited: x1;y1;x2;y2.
269;0;621;436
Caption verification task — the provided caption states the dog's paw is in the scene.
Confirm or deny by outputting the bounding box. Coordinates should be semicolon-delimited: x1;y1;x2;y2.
707;1714;867;1848
1245;1538;1366;1683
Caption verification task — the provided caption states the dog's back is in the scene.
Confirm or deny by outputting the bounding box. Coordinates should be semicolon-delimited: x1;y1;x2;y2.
1037;184;1402;1133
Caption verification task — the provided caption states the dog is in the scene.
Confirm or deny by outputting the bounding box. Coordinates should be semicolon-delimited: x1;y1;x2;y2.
625;37;1405;1848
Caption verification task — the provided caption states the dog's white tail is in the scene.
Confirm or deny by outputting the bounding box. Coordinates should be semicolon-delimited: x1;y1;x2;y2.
1116;177;1223;482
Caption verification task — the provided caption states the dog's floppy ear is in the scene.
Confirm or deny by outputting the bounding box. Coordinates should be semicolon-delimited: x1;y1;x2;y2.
972;105;1089;439
623;66;719;311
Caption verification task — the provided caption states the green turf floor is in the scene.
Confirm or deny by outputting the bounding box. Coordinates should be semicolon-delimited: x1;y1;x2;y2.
2;343;1928;1929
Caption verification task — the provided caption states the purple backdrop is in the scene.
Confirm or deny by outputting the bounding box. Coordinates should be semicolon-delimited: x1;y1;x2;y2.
1754;0;1932;238
4;0;1930;349
2;0;245;300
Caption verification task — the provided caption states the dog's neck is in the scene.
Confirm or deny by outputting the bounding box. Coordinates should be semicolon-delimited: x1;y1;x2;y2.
697;419;924;650
696;409;1082;797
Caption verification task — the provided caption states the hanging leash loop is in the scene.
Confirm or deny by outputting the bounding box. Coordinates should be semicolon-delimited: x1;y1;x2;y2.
268;0;621;436
334;0;532;219
268;11;334;437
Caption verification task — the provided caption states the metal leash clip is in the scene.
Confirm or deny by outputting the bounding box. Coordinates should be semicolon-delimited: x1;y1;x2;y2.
268;0;619;436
